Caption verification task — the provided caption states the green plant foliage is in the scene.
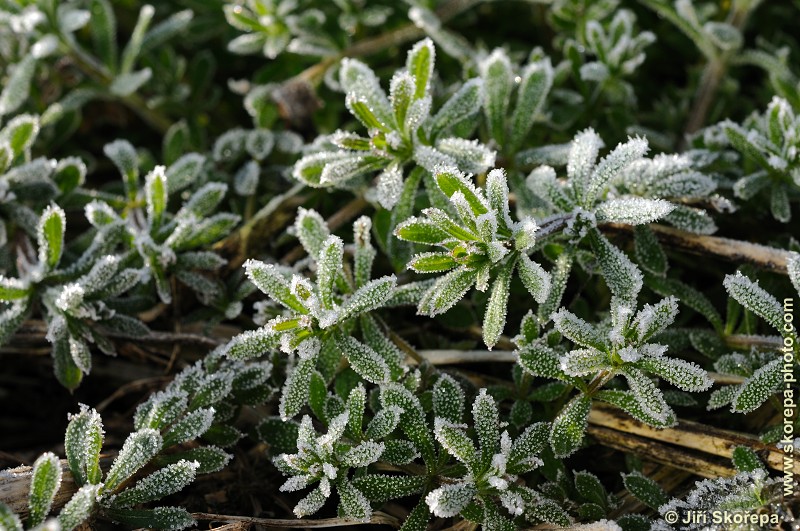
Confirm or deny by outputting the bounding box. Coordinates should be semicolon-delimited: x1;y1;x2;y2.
1;0;799;529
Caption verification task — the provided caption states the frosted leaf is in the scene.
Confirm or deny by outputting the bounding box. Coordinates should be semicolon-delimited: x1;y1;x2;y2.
635;356;712;392
560;348;608;376
567;128;604;193
486;169;513;230
294;208;330;261
585;136;649;207
417;267;476;316
161;407;214;448
379;384;435;463
376;163;403;209
663;205;717;234
512;217;538;252
224;328;278;360
293;485;328;517
134;389;188;431
788;252;800;296
37;204;66;271
339;58;393;128
517;254;551;303
412;144;456;173
338;479;372;522
622;471;667;510
551;308;606;350
279;357;315;420
595;197;674;225
316;235;344;310
57;484;100;531
351;475;425;504
428;78;483;139
632;297;679;342
280;475;313;493
550;394;591;457
730;359;781;413
436;138;496;175
245;129;275;160
473;389;500;468
404;95;432;134
190;372;234;409
589;229;642;303
341;441;385;468
516;342;571;381
723;272;784;331
103;139;138;185
365;406;402;440
572;520;622;531
0;56;37;117
244;260;307;313
293;151;348;186
65;405;104;486
621;367;672;423
28;452;62;527
319;153;386;185
212;128;248;162
105;429;162;491
389;71;414;130
425;482;476;517
526;165;575;212
509;422;548;473
233;160;259;196
432;374;464;424
480;48;513;144
55;283;85;314
335;335;390;384
110;460;198;508
483;260;512;349
434;418;476;467
406;38;435;99
69;337;91;375
510;58;553;152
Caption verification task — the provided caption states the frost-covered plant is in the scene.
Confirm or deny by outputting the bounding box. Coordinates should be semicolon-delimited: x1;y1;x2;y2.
568;9;655;104
0;372;245;531
273;386;403;521
294;39;493;209
395;166;551;348
518;295;713;457
723;96;800;222
708;270;799;414
224;211;426;419
224;0;392;58
426;389;566;528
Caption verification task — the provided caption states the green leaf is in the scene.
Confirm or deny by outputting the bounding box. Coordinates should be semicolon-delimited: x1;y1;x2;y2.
725;125;772;171
425;482;476;518
621;471;667;510
574;470;607;508
28;452;62;527
37;205;66;271
518;254;551;304
409;252;458;273
723;272;784;332
435;168;489;217
645;274;723;331
417;267;477;316
0;56;37;117
155;447;231;475
731;358;781;413
120;4;154;74
243;261;307;314
58;484;100;531
336;335;390;384
103;506;194;531
483;259;514;349
634;226;667;277
111;460;198;508
337;275;397;324
732;445;763;472
434;419;477;467
508;422;548;473
407;38;435;99
595;390;676;428
352;474;425;503
1;114;39;157
481;49;513;145
394;217;450;245
338;479;372;522
588;229;643;304
432;374;465;424
90;0;118;71
104;429;163;492
517;342;572;382
145;166;167;228
0;502;22;531
279;355;316;420
428;78;483;139
65;405;104;486
380;384;436;465
509;59;553;152
549;394;591;458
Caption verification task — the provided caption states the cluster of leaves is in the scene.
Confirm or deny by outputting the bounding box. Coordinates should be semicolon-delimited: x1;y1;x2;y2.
1;0;799;530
